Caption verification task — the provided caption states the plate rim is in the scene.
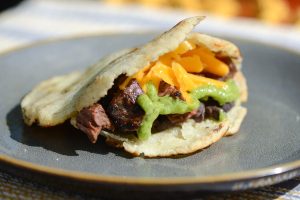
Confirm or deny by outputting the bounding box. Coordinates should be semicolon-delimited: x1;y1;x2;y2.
1;32;300;187
0;153;300;185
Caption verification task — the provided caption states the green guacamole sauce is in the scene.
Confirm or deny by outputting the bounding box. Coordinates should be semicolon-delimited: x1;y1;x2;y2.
136;80;239;140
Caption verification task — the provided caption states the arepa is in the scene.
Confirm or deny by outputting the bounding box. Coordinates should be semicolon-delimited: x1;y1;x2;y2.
21;16;247;157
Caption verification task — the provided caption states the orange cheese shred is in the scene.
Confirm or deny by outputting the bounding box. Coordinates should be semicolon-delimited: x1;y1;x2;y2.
151;62;178;87
172;62;196;101
188;73;226;88
176;55;204;73
185;48;229;77
119;40;230;102
173;40;196;55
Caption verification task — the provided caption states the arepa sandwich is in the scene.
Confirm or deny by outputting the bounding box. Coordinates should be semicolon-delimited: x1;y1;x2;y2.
21;16;247;157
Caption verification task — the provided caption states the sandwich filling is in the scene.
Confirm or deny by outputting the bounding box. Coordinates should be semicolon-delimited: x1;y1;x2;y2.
76;40;240;143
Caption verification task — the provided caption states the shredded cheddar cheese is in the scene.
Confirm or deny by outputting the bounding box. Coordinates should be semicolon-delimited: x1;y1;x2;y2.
120;40;229;101
187;48;229;76
177;55;204;73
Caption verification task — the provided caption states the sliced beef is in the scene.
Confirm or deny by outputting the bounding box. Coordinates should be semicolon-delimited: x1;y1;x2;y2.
152;116;174;133
204;98;235;120
107;79;145;131
203;98;219;107
167;98;235;125
205;106;221;120
167;112;194;124
157;82;235;125
158;81;183;100
167;103;205;124
158;81;202;124
191;103;206;122
76;104;113;143
100;74;127;108
123;79;144;104
204;98;235;113
222;102;235;112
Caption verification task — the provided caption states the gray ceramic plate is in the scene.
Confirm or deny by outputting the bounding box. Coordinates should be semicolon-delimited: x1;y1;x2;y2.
0;33;299;197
